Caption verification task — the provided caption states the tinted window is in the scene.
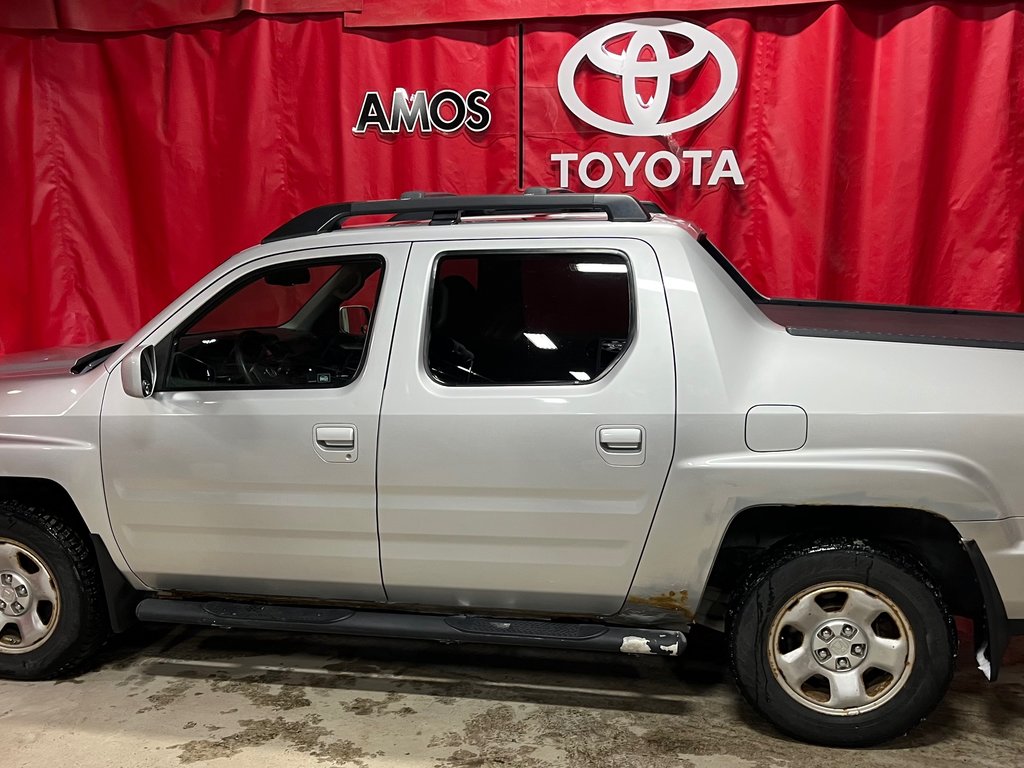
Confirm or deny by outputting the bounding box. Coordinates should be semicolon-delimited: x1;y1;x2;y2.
189;265;338;334
164;258;383;390
427;252;630;385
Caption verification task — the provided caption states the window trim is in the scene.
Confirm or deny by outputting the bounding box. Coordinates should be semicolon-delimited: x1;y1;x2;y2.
422;248;636;388
156;254;386;393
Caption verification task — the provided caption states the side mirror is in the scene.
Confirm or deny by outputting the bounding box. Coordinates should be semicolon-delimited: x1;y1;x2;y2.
339;305;371;336
121;345;157;398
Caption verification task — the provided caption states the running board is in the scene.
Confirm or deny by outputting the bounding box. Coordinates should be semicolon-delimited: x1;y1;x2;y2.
135;598;685;656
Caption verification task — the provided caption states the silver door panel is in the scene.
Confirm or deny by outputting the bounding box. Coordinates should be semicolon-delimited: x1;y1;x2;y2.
377;237;676;615
101;243;410;600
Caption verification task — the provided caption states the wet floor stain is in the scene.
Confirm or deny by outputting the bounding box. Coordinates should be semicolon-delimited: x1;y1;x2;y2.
209;674;312;711
2;626;1023;767
173;713;370;766
341;691;417;717
139;680;195;713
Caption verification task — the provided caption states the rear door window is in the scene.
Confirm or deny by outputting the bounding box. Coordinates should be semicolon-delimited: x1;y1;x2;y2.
426;252;631;385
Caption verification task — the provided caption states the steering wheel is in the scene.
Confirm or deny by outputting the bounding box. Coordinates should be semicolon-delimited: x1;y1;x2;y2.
231;331;279;385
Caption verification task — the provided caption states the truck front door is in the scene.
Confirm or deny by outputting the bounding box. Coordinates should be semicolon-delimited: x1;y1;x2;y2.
101;243;409;601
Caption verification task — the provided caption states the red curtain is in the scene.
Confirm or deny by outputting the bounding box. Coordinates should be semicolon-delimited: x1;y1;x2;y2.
523;5;1024;305
0;3;1022;354
0;0;859;32
0;2;361;32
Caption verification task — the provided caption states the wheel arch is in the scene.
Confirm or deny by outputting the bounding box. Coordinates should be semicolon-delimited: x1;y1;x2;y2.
0;478;90;540
700;505;978;630
0;476;139;633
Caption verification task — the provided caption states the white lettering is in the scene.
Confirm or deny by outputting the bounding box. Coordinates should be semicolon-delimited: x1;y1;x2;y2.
579;152;613;188
681;149;713;185
709;149;745;186
551;153;578;189
612;152;644;188
547;148;743;189
644;150;680;189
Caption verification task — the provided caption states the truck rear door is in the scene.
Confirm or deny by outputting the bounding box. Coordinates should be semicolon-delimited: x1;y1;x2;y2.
376;237;676;615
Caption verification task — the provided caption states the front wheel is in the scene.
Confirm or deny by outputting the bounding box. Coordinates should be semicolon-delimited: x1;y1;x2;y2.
0;501;107;679
729;540;956;747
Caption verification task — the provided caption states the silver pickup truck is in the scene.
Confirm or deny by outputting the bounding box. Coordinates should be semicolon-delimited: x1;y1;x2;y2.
0;192;1021;746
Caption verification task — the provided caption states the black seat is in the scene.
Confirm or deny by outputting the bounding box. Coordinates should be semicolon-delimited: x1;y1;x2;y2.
430;276;479;378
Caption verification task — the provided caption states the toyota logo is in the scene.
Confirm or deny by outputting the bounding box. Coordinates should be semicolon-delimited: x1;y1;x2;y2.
557;18;738;137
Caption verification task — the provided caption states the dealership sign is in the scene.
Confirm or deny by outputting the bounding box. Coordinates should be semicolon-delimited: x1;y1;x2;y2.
555;17;743;188
351;18;742;189
551;148;743;189
557;18;738;136
354;88;492;134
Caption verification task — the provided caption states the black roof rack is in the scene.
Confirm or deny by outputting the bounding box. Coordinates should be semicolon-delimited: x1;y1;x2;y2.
523;186;664;214
262;192;652;243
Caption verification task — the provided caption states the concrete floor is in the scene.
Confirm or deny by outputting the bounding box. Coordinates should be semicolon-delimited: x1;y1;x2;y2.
4;624;1023;767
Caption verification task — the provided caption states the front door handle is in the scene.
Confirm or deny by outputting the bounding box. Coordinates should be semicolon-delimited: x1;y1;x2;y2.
315;425;356;450
599;427;642;452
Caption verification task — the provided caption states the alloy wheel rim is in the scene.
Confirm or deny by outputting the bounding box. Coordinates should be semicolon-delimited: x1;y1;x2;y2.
0;539;60;653
767;581;915;715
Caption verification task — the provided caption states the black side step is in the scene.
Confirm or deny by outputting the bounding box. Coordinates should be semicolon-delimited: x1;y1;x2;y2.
136;599;685;656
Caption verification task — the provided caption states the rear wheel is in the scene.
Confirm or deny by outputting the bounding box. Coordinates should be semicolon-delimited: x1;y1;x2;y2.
0;501;107;679
729;540;956;747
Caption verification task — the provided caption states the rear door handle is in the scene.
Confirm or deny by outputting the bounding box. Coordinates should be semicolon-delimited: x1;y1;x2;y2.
315;425;356;450
599;427;642;452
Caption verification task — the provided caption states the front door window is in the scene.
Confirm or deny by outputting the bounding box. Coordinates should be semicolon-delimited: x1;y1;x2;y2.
165;258;384;390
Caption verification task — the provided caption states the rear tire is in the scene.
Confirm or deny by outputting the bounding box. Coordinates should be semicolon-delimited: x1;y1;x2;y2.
0;501;107;679
729;539;955;747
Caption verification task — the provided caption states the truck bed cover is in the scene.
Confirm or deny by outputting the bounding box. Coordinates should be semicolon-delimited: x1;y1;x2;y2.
759;301;1024;351
697;233;1024;352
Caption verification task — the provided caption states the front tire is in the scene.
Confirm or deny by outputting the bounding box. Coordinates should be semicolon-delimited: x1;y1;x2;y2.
0;501;107;679
729;540;956;747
